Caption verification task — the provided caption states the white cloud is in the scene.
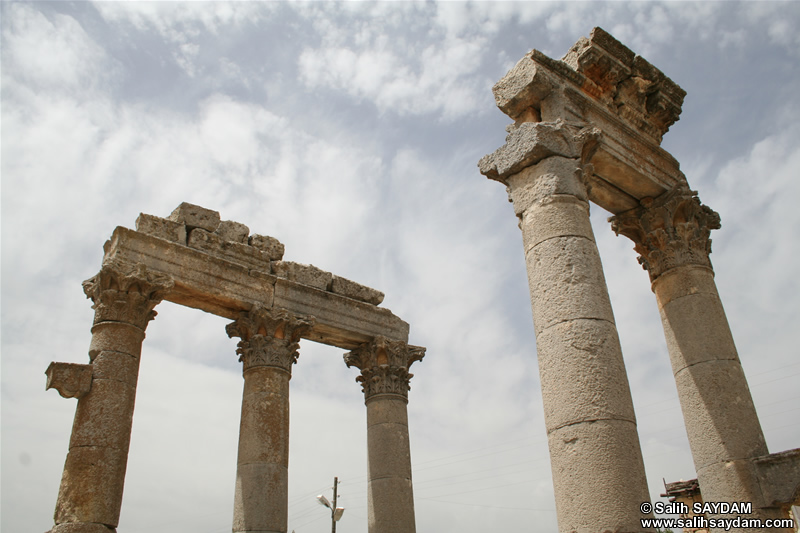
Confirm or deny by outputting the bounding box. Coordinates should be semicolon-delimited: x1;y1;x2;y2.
294;3;493;120
704;124;800;454
2;3;115;93
94;2;273;78
3;3;799;533
298;35;490;119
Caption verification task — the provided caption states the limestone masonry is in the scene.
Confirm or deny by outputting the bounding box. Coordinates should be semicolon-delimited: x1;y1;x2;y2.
45;26;799;533
46;202;425;533
479;26;799;533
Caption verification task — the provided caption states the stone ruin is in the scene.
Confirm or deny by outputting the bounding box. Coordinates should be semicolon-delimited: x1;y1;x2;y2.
45;202;424;533
478;27;800;532
45;26;800;533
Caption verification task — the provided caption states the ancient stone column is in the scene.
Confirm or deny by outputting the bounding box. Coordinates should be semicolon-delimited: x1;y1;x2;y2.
49;259;173;533
611;186;789;529
480;121;653;532
226;306;315;533
344;337;425;533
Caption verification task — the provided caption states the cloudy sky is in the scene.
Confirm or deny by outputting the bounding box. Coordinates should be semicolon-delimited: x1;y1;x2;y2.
2;2;799;532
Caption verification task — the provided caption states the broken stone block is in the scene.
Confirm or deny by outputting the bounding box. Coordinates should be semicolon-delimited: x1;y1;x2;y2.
272;261;332;290
168;202;220;232
249;234;285;261
330;275;384;306
45;362;93;399
479;121;584;182
215;220;250;243
135;213;187;244
187;229;271;272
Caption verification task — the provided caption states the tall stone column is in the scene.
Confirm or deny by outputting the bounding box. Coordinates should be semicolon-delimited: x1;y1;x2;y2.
611;186;788;530
49;259;173;533
480;121;653;533
226;306;314;533
344;337;425;533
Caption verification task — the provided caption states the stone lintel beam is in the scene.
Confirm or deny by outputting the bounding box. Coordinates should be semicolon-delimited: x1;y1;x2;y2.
753;448;800;507
45;362;93;399
485;27;688;214
102;226;408;349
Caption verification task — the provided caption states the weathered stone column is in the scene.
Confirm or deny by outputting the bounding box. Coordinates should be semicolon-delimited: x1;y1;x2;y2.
481;121;653;532
611;187;789;530
344;337;425;533
49;259;173;533
226;306;314;533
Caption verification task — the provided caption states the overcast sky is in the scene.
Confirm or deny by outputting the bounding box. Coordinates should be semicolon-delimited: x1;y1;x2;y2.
2;2;799;532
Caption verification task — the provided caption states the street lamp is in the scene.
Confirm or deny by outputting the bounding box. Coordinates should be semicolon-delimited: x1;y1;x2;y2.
316;476;345;533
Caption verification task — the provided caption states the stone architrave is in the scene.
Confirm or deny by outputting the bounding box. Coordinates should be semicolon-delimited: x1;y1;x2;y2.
611;187;791;528
50;259;173;533
344;337;425;533
226;306;315;533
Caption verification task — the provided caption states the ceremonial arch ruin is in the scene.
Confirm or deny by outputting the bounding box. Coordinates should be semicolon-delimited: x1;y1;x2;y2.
45;27;799;533
45;202;425;533
478;27;800;532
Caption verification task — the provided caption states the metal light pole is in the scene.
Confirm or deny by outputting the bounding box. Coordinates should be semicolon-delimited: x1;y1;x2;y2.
316;477;345;533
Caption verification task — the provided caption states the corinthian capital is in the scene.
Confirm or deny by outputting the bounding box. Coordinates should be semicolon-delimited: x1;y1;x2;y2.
610;185;721;282
226;306;315;373
82;259;174;329
344;336;426;401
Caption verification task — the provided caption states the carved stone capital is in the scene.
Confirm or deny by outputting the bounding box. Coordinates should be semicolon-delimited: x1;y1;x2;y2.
226;306;315;373
45;362;93;399
610;185;721;282
344;336;426;401
82;259;174;329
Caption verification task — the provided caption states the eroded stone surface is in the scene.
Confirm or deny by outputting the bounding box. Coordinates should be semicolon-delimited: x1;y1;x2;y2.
753;449;800;508
135;213;186;244
226;306;314;374
548;420;652;533
562;27;685;141
50;261;168;533
536;319;636;431
478;121;585;182
188;228;272;273
480;28;687;215
363;384;418;533
610;185;720;282
344;336;425;402
249;234;285;261
168;201;220;232
331;275;385;305
50;201;422;533
216;220;250;243
271;261;332;291
45;363;93;399
227;306;311;533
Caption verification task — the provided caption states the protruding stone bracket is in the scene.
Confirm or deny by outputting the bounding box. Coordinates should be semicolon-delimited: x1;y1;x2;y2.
478;120;596;184
344;336;426;401
609;184;721;282
753;448;800;507
45;362;93;399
